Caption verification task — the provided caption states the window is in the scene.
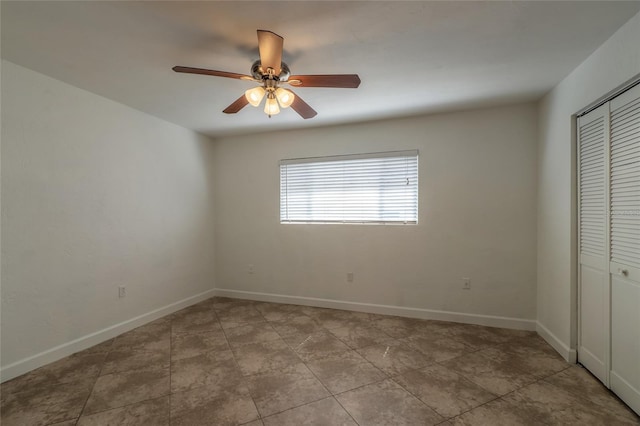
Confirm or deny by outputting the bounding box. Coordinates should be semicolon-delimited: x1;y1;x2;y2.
280;150;418;224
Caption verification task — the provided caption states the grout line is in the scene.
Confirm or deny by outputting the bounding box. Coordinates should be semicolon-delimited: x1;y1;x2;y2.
258;395;337;422
215;300;263;421
334;375;391;399
268;310;364;424
332;394;362;426
74;339;115;424
439;366;564;422
78;315;178;422
73;394;171;420
387;375;450;423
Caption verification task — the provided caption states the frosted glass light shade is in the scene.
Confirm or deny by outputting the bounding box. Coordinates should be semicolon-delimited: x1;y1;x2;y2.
275;88;295;108
245;86;266;107
264;96;280;115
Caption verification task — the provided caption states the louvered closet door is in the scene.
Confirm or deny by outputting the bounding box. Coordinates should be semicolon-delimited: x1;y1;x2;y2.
578;103;610;385
609;83;640;415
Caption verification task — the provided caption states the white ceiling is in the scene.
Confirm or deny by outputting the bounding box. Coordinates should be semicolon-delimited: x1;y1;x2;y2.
2;1;639;138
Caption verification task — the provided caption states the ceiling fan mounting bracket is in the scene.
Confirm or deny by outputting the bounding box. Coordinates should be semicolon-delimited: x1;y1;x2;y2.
251;60;290;83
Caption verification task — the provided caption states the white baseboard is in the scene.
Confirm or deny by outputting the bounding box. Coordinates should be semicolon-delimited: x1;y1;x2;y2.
0;289;215;383
610;371;640;415
214;288;537;331
536;321;577;363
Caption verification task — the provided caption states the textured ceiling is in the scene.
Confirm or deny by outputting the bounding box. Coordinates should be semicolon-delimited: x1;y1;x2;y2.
2;1;639;137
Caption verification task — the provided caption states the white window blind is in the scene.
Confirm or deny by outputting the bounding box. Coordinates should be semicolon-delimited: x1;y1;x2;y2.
280;150;418;224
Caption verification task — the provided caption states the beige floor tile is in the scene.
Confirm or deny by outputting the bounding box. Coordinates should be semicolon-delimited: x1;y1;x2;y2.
212;297;256;312
308;308;366;329
0;378;94;426
225;322;282;347
232;338;302;376
112;318;171;352
503;380;640;425
441;324;513;350
373;316;426;339
512;333;560;353
289;305;328;316
172;310;221;335
77;395;169;425
83;366;169;414
182;298;215;311
217;305;266;329
269;315;324;344
336;379;443;425
48;420;78;426
402;335;471;363
477;344;568;379
171;349;243;393
450;398;539;426
544;366;640;423
356;341;433;376
404;320;461;342
1;352;105;395
290;330;351;361
305;350;386;394
171;329;230;360
247;363;329;417
101;345;170;375
491;327;538;341
171;381;259;426
441;352;537;396
343;311;380;323
394;364;496;418
253;302;299;322
262;397;357;426
74;339;114;356
329;325;397;349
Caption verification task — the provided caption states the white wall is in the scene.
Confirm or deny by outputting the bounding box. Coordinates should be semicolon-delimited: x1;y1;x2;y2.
213;103;538;325
1;61;216;378
537;11;640;359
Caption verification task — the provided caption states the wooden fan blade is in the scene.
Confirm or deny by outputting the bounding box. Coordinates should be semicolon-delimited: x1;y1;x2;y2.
289;91;317;119
288;74;361;88
173;66;254;80
257;30;283;76
223;95;250;114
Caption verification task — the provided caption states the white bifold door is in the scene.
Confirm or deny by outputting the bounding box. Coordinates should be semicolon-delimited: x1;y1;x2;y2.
578;83;640;415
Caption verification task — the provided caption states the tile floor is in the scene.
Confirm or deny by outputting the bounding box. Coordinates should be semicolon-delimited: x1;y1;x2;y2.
1;297;639;425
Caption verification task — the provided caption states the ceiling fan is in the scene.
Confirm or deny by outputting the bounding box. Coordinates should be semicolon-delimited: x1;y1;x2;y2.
173;30;361;119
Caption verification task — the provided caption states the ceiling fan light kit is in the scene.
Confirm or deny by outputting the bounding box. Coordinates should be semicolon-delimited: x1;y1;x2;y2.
264;93;280;116
245;86;265;107
275;87;294;108
173;29;361;120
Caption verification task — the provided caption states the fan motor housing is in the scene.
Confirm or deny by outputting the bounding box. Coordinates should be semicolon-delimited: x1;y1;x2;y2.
251;60;290;82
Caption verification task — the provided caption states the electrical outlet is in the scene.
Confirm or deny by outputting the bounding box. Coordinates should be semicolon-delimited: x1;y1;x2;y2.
248;264;254;274
118;286;126;298
462;278;471;290
347;272;354;282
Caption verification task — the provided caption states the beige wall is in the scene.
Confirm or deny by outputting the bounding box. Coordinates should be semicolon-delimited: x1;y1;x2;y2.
1;61;216;376
213;103;538;323
536;11;640;358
